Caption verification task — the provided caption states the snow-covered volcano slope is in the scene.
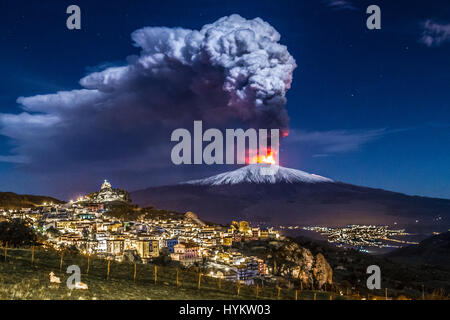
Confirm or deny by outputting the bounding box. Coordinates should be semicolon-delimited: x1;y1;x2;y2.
183;164;333;185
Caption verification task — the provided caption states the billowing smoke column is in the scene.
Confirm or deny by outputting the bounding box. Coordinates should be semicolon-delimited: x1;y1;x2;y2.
81;14;296;130
0;14;296;178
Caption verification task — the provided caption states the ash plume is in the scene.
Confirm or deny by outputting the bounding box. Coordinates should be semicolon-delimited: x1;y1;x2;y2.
0;14;296;196
79;14;296;129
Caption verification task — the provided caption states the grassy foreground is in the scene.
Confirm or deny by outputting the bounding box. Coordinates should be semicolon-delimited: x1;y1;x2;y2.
0;247;344;300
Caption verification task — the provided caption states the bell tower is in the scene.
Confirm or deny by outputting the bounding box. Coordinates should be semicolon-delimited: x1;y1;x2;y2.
101;179;112;190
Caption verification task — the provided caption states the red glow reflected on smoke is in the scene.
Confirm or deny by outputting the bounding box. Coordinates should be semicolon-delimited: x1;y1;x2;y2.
281;129;289;138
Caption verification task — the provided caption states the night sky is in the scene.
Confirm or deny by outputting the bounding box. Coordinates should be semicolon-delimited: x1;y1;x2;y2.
0;0;449;200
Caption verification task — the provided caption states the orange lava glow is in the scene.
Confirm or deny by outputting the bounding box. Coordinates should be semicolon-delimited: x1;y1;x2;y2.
259;153;276;164
252;148;277;165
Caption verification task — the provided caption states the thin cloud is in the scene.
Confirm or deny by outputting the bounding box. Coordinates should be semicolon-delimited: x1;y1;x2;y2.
419;20;450;47
0;155;28;164
323;0;357;11
312;153;331;158
287;128;409;155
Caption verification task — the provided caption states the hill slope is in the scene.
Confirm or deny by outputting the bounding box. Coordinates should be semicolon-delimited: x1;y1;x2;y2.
0;192;64;209
387;231;450;267
0;247;338;300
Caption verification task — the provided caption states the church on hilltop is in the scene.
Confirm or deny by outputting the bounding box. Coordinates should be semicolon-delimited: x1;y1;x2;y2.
79;180;131;204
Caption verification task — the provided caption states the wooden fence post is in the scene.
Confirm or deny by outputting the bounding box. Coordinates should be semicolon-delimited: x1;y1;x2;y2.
4;242;7;262
59;251;64;271
218;277;222;289
176;269;180;287
237;282;241;296
133;263;137;283
86;255;90;274
385;288;388;300
197;272;202;290
313;292;317;300
154;265;157;284
106;259;111;280
277;286;281;299
295;290;298;300
31;246;35;265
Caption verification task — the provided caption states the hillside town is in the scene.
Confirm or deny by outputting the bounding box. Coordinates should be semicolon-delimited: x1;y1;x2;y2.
0;180;281;285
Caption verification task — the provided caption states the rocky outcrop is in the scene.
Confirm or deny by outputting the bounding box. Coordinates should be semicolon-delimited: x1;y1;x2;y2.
313;253;333;289
273;241;333;290
184;211;205;226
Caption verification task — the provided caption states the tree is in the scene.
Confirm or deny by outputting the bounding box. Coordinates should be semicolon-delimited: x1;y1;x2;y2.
46;226;60;237
0;219;38;247
154;247;171;265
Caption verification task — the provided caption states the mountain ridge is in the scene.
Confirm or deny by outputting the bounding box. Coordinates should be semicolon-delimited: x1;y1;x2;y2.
131;165;450;231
